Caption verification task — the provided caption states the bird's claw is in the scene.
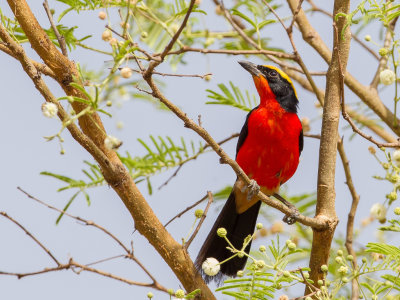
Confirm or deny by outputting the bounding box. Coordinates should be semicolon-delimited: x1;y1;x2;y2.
282;208;300;225
246;179;260;200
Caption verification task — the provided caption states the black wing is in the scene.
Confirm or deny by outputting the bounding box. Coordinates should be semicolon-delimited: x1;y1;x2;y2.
299;129;304;156
236;106;258;158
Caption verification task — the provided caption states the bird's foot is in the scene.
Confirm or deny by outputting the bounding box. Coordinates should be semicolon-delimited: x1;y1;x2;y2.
246;179;260;200
273;193;300;225
282;208;300;225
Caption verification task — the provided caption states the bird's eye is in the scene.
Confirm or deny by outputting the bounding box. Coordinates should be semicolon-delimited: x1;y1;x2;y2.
269;70;278;77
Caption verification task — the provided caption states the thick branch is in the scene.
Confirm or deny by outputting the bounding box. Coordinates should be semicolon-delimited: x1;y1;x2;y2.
306;0;351;294
0;42;56;78
4;2;215;297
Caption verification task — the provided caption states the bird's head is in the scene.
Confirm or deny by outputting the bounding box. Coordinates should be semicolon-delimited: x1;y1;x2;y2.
238;61;299;113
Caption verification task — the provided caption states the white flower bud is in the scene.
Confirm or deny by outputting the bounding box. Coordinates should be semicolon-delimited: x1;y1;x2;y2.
370;203;387;221
120;67;132;79
380;69;396;85
202;257;220;276
393;150;400;166
42;102;58;118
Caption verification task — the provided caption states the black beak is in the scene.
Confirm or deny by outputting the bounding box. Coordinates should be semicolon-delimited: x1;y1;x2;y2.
238;61;261;77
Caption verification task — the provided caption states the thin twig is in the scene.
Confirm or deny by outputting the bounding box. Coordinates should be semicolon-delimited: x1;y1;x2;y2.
17;187;130;254
303;133;321;139
43;0;68;57
123;67;212;79
334;23;360;300
158;46;296;59
84;254;127;267
337;138;360;300
0;211;60;265
0;43;56;78
298;269;318;297
370;16;398;88
0;258;169;292
333;24;400;148
219;0;318;77
16;187;169;291
185;191;214;249
164;194;209;227
262;0;324;104
307;0;379;61
144;0;196;77
158;133;239;190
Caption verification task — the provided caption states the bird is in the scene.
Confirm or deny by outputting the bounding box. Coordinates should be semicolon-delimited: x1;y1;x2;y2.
195;61;303;284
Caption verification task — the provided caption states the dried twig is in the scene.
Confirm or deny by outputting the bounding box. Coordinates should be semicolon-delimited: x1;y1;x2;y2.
123;67;212;79
159;46;296;59
164;194;209;227
185;191;214;249
158;133;239;190
370;16;398;88
262;0;324;104
144;0;196;77
43;0;68;57
333;25;400;148
17;187;130;253
15;187;168;292
0;258;169;292
0;211;60;265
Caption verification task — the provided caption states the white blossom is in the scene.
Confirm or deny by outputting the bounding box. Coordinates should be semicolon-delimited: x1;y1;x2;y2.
370;203;387;221
104;135;122;150
380;69;396;85
120;67;132;79
42;102;58;118
202;257;220;276
393;150;400;166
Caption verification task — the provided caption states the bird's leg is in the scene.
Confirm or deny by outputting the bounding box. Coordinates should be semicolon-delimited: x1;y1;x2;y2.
245;179;260;200
273;193;299;225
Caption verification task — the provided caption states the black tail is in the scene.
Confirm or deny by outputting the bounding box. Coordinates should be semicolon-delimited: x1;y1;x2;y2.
195;191;261;284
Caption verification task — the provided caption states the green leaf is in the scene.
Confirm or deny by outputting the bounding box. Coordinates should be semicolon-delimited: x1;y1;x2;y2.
55;191;80;224
232;9;256;28
41;171;76;184
366;243;400;256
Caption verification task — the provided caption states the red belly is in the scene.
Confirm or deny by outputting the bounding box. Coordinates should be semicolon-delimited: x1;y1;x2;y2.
235;106;301;190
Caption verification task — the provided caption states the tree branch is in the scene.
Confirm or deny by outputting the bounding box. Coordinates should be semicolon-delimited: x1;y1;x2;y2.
4;1;215;297
304;0;352;289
